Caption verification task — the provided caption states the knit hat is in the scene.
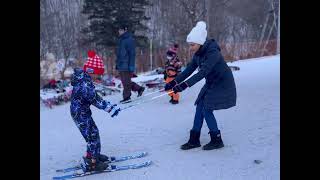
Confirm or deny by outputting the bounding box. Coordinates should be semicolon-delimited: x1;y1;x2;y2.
87;50;96;58
186;21;207;45
83;50;105;75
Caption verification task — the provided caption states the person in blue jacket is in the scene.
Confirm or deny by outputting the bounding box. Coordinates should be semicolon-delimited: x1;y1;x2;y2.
116;23;144;103
70;66;120;172
165;21;237;151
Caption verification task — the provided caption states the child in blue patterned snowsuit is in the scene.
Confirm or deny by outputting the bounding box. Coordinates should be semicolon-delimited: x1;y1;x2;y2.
70;68;120;172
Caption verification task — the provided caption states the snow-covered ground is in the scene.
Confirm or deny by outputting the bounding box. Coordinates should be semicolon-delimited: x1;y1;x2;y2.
40;55;280;180
132;74;164;83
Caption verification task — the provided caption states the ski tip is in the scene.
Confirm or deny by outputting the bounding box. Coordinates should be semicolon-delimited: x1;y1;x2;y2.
52;177;62;180
53;175;73;180
55;169;68;173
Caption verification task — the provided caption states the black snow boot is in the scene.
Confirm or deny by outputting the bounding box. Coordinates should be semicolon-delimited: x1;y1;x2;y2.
97;154;109;162
120;97;131;104
137;87;145;97
82;157;108;172
171;99;179;104
169;96;174;103
180;130;201;150
202;130;224;150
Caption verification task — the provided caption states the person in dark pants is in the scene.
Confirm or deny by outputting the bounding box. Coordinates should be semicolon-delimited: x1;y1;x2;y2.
116;24;144;103
165;21;237;151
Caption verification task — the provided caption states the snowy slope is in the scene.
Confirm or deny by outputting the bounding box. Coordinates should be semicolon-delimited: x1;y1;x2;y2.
40;55;280;180
132;74;164;83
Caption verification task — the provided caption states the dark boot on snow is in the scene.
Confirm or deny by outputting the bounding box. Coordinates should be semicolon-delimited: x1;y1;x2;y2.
180;130;201;150
82;157;108;172
137;87;145;97
202;130;224;150
97;154;109;162
85;152;109;162
171;99;179;104
120;97;131;104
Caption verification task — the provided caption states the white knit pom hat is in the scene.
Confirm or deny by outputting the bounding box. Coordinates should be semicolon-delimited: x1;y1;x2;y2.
186;21;207;45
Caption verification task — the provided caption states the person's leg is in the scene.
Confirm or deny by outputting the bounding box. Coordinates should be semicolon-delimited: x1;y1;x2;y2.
72;115;97;161
129;72;143;92
180;100;204;150
165;77;175;100
87;119;110;162
202;109;224;150
191;100;205;132
73;115;107;171
87;117;101;159
73;115;100;159
119;71;131;99
203;110;219;133
75;116;108;171
166;70;180;103
73;116;90;145
167;79;180;103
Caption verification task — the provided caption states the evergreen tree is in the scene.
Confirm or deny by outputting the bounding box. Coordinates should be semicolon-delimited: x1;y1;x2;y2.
82;0;150;48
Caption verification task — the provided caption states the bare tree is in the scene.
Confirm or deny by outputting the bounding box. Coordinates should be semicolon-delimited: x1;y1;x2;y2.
41;0;86;79
54;0;79;79
41;0;279;77
177;0;207;25
260;0;278;56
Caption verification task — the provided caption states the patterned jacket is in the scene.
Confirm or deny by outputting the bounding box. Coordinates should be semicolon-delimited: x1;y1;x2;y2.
70;68;109;119
165;56;182;77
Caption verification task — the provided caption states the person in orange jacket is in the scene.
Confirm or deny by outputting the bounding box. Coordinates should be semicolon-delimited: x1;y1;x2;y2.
164;44;182;104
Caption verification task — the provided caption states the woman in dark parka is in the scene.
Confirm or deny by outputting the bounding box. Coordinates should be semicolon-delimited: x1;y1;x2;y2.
165;21;237;150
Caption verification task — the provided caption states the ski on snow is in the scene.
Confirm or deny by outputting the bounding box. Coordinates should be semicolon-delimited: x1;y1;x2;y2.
55;152;148;173
52;160;152;180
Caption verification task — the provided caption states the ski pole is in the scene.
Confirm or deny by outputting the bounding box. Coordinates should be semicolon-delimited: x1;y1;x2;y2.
120;93;168;111
120;88;166;104
140;88;165;97
120;91;174;111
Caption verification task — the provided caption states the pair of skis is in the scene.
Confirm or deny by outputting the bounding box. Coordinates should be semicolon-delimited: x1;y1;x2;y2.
53;152;151;180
